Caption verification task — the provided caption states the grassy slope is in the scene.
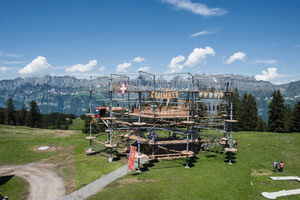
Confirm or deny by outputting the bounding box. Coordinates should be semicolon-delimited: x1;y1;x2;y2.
0;125;123;191
88;131;300;200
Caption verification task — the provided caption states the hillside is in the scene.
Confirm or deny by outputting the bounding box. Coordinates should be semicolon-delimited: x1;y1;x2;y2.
0;75;299;118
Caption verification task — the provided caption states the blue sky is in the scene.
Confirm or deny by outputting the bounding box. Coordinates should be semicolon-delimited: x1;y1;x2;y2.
0;0;299;84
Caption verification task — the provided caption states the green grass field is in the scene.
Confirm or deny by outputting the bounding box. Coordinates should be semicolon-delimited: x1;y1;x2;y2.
0;124;299;200
0;175;28;200
0;124;124;193
88;131;300;200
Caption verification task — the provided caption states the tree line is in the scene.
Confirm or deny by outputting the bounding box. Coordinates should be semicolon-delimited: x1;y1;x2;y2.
231;89;300;132
0;98;76;129
1;90;300;133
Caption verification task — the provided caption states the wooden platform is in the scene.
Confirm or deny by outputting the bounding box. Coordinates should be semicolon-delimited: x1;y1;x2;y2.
101;117;117;120
128;109;188;119
126;135;148;143
224;148;237;152
181;121;195;124
85;136;96;140
85;150;96;154
115;120;133;126
132;122;147;126
225;120;238;123
181;150;195;156
135;153;148;159
105;144;117;148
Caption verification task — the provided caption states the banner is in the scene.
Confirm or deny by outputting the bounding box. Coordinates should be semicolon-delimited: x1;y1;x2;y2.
128;146;137;170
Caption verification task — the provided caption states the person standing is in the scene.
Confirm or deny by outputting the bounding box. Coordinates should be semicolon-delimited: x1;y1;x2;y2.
273;160;278;172
280;161;284;172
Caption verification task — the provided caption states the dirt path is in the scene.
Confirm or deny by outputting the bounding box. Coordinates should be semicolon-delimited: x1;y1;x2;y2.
0;163;66;200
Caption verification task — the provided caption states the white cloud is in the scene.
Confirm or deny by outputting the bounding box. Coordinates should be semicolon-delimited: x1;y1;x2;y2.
224;52;247;64
255;67;285;82
19;56;52;77
0;66;10;72
99;66;106;72
116;62;132;73
66;60;97;73
131;56;145;62
167;55;185;73
162;0;227;17
190;30;215;37
137;66;150;72
294;44;300;48
254;59;277;65
184;46;215;67
0;51;22;58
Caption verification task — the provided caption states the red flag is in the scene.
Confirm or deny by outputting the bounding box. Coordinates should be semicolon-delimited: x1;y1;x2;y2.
128;146;137;170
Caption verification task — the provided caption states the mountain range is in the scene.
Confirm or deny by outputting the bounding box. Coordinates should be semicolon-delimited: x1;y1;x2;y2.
0;75;299;121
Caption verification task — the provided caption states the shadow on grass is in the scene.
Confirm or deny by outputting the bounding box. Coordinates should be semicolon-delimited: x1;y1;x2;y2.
206;154;217;158
181;156;199;168
114;153;127;162
224;152;237;164
138;159;161;172
0;175;14;186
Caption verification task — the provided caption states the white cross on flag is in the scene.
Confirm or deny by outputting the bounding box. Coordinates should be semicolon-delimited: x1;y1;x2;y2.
119;82;127;94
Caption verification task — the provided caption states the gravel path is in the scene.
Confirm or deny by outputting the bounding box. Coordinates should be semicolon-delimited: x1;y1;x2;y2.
59;158;148;200
0;158;147;200
0;163;66;200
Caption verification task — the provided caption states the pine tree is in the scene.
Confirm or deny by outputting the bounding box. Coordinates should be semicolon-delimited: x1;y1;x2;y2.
19;104;28;126
26;100;42;128
284;104;293;132
232;88;242;132
56;119;62;129
82;116;92;134
291;101;300;132
0;107;5;124
256;116;267;132
5;98;16;125
268;90;286;132
239;93;258;131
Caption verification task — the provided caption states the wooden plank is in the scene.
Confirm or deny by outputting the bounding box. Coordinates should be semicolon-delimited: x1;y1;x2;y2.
115;120;133;126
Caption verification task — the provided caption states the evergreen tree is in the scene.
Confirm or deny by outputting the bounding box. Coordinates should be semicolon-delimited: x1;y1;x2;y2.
19;104;28;126
232;88;242;132
0;107;5;124
284;104;293;132
64;123;69;130
268;90;286;132
5;98;16;125
256;116;267;132
56;119;62;129
26;100;42;128
82;116;92;134
239;93;258;131
291;101;300;132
